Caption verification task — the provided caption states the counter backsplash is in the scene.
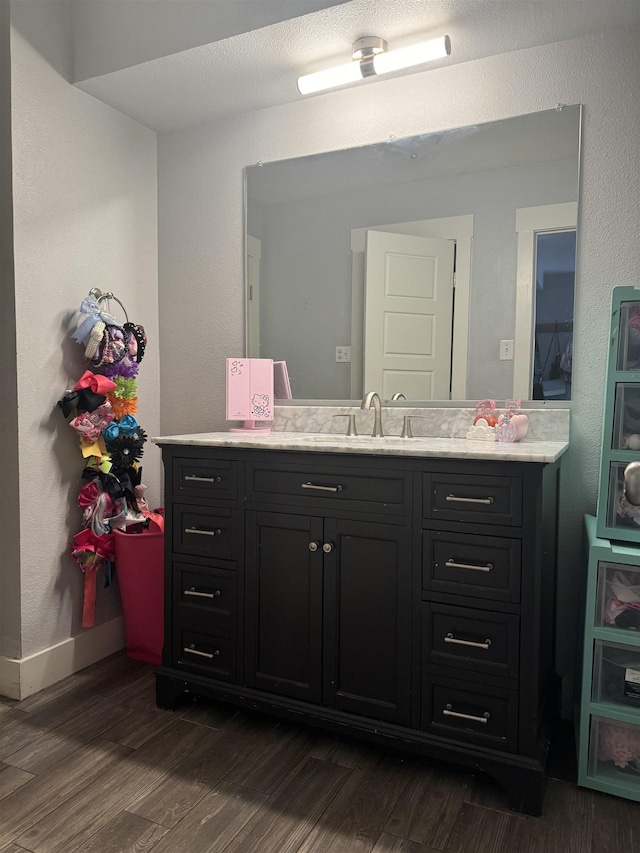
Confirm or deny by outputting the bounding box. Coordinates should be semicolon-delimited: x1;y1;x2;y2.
271;405;570;443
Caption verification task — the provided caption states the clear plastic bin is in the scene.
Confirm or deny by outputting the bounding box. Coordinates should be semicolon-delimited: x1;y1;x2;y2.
589;716;640;790
606;462;640;533
593;641;640;708
596;563;640;632
617;301;640;371
612;384;640;450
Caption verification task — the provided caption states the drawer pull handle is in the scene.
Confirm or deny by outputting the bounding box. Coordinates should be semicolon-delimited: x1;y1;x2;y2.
184;475;223;483
443;704;490;724
301;482;343;493
445;559;493;573
184;527;223;537
183;646;220;659
184;588;221;599
309;541;320;552
445;494;494;505
445;633;491;650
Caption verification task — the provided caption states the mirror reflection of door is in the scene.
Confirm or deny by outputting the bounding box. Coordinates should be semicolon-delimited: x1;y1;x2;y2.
363;230;455;399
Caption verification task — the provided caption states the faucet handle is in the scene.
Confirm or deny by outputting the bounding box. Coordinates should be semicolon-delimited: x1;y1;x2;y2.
401;415;414;439
401;415;430;439
333;413;358;437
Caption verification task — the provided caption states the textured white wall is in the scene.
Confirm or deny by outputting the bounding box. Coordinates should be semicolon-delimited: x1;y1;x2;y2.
10;6;160;658
158;27;640;705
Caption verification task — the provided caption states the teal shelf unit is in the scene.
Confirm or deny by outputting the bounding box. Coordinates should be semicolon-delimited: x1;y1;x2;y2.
577;515;640;801
596;286;640;544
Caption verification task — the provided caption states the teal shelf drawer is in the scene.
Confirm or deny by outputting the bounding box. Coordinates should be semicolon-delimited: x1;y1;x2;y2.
577;516;640;802
601;461;640;541
611;383;640;451
596;288;640;544
579;715;640;801
595;561;640;633
592;640;640;709
615;299;640;372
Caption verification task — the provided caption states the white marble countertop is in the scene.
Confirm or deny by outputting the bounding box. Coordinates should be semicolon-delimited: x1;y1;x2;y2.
151;431;568;463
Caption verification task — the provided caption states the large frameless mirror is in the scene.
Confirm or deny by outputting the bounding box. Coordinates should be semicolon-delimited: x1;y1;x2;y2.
245;105;581;403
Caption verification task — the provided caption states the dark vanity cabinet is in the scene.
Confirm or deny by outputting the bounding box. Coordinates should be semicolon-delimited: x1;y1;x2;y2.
245;511;412;722
156;443;561;815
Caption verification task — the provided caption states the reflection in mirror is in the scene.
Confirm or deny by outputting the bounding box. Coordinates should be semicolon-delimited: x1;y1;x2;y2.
532;230;576;401
245;105;581;403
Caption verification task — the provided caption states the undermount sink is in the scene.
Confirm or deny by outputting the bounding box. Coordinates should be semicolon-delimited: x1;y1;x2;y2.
284;433;409;443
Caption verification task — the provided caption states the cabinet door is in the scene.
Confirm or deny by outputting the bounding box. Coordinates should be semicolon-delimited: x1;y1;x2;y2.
322;518;412;725
244;511;323;703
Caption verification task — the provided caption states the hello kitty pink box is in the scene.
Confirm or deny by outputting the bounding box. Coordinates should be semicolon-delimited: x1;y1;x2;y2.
226;358;274;432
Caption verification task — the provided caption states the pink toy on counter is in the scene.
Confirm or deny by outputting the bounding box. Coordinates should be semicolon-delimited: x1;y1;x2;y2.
226;358;274;432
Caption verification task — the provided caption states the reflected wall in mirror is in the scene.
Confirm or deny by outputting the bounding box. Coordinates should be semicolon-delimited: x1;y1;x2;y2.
245;105;581;402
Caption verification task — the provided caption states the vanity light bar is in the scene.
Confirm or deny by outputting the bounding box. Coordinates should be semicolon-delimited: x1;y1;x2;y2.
297;35;451;95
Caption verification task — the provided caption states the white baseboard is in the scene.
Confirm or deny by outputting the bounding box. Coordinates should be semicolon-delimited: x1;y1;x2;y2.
0;617;126;700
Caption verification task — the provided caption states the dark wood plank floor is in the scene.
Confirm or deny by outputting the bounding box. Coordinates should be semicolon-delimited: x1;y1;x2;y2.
0;653;638;853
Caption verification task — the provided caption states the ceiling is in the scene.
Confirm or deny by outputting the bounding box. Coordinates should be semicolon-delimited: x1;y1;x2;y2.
69;0;640;133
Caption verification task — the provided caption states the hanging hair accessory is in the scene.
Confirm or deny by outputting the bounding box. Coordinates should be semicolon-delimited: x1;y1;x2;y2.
124;322;146;363
72;295;120;347
69;404;115;441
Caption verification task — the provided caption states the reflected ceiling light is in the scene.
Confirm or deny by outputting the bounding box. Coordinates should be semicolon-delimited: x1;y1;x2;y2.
297;35;451;95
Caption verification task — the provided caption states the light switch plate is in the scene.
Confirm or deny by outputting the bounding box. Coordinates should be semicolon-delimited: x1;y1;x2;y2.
500;340;514;360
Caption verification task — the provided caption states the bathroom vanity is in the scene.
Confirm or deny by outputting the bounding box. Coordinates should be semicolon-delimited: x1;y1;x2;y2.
153;427;567;815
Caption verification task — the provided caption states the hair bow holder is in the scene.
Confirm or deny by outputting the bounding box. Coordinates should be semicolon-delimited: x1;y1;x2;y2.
72;289;146;367
59;290;152;628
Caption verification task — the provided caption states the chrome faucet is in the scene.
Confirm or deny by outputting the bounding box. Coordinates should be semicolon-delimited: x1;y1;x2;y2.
390;392;406;401
361;391;384;437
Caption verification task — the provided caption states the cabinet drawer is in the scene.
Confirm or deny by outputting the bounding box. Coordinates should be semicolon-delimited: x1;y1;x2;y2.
423;473;522;526
423;530;521;603
421;672;517;750
248;461;409;515
174;629;236;682
173;457;237;502
422;603;519;678
174;563;236;633
173;505;242;560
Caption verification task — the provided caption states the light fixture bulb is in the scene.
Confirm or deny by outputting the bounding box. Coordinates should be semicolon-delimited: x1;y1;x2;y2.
297;60;363;95
296;34;451;96
373;35;451;76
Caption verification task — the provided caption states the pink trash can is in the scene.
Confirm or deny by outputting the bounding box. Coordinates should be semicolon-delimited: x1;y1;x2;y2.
114;516;164;665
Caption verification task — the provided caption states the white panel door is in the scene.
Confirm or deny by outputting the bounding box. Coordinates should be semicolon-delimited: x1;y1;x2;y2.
364;230;455;400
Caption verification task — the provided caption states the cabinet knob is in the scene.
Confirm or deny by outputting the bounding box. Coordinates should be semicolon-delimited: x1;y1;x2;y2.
322;542;334;553
309;541;320;552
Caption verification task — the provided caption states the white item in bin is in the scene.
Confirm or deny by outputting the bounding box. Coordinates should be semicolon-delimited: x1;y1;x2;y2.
611;570;640;603
598;721;640;768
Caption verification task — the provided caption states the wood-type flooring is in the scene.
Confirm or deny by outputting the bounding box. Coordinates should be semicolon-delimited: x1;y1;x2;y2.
0;653;638;853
